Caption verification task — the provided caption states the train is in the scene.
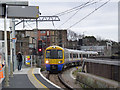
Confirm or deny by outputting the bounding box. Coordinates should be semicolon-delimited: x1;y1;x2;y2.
44;45;98;72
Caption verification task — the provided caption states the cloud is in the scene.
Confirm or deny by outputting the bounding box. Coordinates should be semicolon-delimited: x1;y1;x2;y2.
29;0;119;3
71;25;118;41
0;0;118;42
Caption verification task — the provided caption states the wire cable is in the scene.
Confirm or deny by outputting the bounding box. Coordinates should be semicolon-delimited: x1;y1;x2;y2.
67;0;111;29
58;0;98;28
54;1;91;16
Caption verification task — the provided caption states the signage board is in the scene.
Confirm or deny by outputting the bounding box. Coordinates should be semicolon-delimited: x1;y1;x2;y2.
0;1;28;6
0;4;5;18
0;1;28;17
12;38;16;43
7;6;39;19
26;56;31;65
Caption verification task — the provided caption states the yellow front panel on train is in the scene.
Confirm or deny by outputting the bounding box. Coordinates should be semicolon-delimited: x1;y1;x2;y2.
45;59;64;64
44;46;65;65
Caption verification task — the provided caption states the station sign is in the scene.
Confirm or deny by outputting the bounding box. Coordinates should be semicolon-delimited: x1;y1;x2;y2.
0;2;39;19
0;1;28;6
26;56;31;65
0;1;28;18
7;6;39;19
12;38;16;43
0;4;5;18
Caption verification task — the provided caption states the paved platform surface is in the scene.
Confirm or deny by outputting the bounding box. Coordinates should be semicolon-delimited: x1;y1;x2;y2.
35;74;58;89
2;67;37;89
3;74;37;89
1;66;60;90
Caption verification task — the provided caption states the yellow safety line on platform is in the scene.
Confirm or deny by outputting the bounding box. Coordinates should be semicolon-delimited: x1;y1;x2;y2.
32;68;49;89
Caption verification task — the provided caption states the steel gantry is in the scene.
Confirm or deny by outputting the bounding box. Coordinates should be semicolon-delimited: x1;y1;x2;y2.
15;16;60;26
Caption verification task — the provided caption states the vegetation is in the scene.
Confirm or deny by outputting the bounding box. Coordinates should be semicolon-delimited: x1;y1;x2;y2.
73;67;91;88
72;67;82;77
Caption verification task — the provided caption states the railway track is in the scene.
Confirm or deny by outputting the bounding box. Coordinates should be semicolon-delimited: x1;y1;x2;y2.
46;72;73;90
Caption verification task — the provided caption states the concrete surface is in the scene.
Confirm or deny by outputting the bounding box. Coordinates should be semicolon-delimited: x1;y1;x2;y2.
76;72;120;88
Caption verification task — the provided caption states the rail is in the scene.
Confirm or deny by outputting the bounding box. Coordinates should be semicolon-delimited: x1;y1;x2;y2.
58;73;73;90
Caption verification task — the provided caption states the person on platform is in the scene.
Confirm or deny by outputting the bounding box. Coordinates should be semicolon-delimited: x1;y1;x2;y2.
17;52;23;71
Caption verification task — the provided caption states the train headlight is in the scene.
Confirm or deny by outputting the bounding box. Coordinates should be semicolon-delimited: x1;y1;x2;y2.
58;60;62;63
45;60;49;64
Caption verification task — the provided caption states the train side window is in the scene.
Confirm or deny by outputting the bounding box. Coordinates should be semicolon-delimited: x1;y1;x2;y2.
79;54;81;58
65;52;69;59
83;54;87;58
73;54;76;58
76;54;78;58
70;53;72;58
83;54;85;58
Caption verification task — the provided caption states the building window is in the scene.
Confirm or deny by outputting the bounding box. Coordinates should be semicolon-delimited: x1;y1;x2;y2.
2;42;4;47
40;31;46;34
51;31;54;35
22;33;24;37
40;36;46;40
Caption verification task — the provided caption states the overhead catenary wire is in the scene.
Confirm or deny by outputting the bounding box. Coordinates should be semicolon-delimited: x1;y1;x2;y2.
67;0;111;29
54;0;102;17
58;0;98;28
54;1;91;16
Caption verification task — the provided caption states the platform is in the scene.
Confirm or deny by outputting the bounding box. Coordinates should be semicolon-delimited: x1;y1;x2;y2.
1;66;60;90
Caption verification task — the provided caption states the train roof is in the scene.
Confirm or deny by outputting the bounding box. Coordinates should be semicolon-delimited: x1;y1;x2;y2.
46;46;64;50
65;48;98;54
45;46;98;54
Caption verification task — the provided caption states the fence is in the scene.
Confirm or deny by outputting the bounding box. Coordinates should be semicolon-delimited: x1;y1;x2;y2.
84;59;120;82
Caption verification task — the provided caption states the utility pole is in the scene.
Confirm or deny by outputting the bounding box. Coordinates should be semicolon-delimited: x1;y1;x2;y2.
4;4;9;87
9;20;13;77
36;19;39;67
12;19;16;71
9;19;16;76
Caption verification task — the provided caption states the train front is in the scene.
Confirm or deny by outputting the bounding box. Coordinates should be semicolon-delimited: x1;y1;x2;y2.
44;46;64;72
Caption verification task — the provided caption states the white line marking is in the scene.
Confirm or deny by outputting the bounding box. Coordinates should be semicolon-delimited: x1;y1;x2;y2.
70;68;76;80
38;68;63;89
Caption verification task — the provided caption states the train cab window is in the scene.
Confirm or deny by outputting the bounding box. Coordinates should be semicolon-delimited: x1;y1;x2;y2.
50;50;58;59
46;50;50;58
46;50;63;59
58;50;63;59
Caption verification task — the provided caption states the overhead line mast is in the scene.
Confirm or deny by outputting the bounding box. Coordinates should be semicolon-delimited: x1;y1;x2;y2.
15;16;60;27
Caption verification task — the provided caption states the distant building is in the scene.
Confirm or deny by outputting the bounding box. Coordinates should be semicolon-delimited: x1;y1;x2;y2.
38;29;67;48
15;29;68;55
67;40;78;49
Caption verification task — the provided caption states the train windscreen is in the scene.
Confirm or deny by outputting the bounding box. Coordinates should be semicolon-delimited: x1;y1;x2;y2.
46;50;63;59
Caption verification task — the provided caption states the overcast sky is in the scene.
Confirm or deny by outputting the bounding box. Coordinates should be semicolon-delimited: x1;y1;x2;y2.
0;0;119;42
